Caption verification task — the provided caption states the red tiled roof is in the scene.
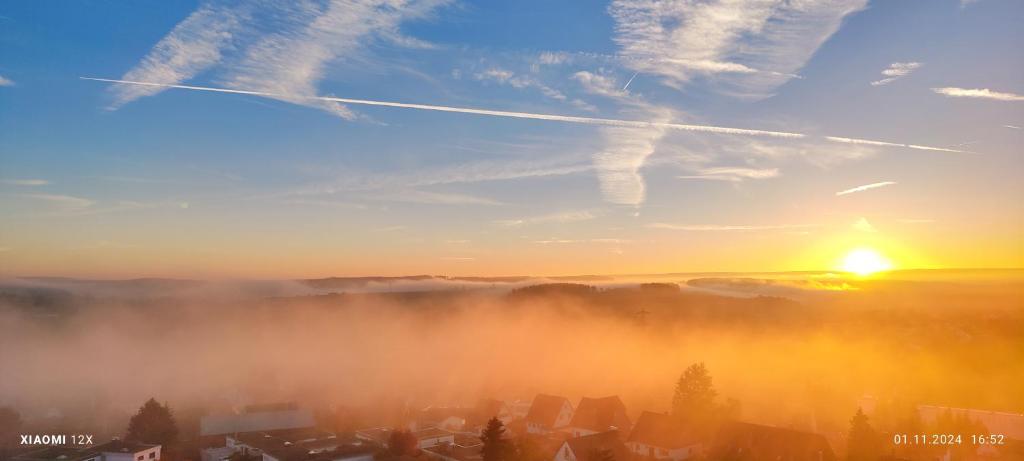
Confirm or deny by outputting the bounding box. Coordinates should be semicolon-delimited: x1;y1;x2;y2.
626;412;702;449
526;394;571;427
569;397;631;433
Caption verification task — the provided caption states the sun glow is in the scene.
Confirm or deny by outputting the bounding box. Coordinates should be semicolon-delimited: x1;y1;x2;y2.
840;248;893;275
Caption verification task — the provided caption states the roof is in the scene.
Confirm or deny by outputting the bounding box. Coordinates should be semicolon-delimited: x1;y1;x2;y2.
232;430;372;461
568;397;631;433
708;422;836;461
525;395;571;427
200;408;316;436
414;427;455;439
918;405;1024;441
13;441;159;461
626;412;702;449
564;431;631;461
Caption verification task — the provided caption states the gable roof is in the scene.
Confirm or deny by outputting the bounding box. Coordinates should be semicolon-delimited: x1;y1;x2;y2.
626;412;702;449
569;396;631;433
526;394;572;427
564;431;631;461
709;422;836;461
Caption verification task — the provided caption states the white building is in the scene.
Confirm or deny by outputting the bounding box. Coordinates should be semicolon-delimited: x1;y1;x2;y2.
525;394;574;435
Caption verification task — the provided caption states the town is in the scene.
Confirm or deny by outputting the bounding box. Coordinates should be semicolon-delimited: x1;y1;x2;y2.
4;364;1021;461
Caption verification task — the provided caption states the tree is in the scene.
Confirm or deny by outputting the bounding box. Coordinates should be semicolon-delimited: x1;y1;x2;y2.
388;429;419;456
481;417;512;461
671;363;718;423
126;398;179;447
0;407;23;459
846;408;880;461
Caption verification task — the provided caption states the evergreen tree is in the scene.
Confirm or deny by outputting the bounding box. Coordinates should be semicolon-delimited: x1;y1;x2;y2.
671;363;718;424
846;408;880;461
480;417;511;461
126;398;179;447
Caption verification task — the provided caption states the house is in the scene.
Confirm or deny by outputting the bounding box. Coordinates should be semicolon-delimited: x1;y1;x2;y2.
625;412;702;461
917;405;1024;441
412;428;456;449
421;432;485;461
470;399;513;428
553;431;631;461
707;421;836;461
564;397;631;438
14;440;162;461
200;402;317;447
526;395;575;435
413;406;469;432
227;428;373;461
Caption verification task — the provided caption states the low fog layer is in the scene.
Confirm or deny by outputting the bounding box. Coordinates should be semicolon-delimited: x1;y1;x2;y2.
1;270;1021;441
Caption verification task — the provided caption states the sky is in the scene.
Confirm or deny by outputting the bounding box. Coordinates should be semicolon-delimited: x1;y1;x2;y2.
0;0;1022;279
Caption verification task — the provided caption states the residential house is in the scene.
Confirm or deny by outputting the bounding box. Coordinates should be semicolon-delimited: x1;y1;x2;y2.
14;440;161;461
553;431;630;461
625;412;702;461
564;397;631;438
525;395;575;435
707;422;836;461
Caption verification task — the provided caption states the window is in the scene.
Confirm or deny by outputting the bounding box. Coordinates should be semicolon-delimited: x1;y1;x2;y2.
150;452;157;459
137;456;144;461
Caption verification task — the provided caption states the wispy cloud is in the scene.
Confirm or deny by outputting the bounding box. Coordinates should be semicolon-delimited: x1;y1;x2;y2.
931;87;1024;102
836;181;896;196
1003;125;1021;130
648;223;816;232
608;0;868;97
475;67;568;101
374;189;503;206
679;167;779;182
1;179;49;186
22;193;95;210
109;3;246;108
110;0;449;117
0;75;14;87
870;62;921;86
494;210;597;227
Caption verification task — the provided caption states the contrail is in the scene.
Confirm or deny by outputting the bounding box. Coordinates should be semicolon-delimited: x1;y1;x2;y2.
836;181;897;196
81;77;969;153
622;71;639;91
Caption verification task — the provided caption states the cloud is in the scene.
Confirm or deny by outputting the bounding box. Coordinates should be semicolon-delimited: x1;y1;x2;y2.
593;106;673;205
375;189;503;206
493;210;597;227
1;179;49;186
679;167;780;182
608;0;868;97
835;181;896;196
573;71;629;99
22;193;96;210
853;217;876;233
109;3;245;108
1002;125;1021;130
110;0;449;118
931;87;1024;102
0;75;14;86
648;223;816;231
870;62;922;86
475;67;567;101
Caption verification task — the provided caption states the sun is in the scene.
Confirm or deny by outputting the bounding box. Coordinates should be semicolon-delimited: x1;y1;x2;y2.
840;248;892;276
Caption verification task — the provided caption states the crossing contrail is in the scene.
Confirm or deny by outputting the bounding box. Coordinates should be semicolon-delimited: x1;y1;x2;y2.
81;77;969;153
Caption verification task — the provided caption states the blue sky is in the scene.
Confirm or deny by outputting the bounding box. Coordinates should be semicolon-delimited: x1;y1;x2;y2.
0;0;1022;278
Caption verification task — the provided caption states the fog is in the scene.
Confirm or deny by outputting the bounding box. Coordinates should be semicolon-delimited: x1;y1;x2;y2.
1;270;1021;442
